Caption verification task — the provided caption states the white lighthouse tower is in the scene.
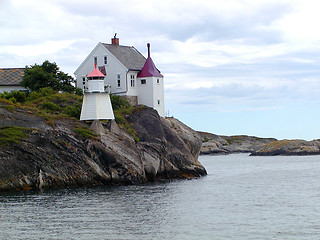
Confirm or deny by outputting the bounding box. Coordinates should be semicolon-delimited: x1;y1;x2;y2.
80;63;114;121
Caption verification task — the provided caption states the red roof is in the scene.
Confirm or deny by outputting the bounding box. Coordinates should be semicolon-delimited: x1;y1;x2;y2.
137;43;163;78
87;64;105;78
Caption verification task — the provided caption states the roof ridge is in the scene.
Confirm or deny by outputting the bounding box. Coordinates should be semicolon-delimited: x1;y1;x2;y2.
101;43;134;48
0;67;25;70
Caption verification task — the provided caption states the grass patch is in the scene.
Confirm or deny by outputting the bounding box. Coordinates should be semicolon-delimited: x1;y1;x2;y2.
73;125;98;139
263;140;295;149
114;105;143;143
0;126;29;146
1;104;16;111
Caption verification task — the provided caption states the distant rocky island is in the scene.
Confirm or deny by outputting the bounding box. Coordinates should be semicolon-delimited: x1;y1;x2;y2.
198;131;320;156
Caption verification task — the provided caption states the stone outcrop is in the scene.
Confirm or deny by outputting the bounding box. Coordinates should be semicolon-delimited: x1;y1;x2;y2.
251;139;320;156
0;105;206;192
198;131;276;155
198;131;320;156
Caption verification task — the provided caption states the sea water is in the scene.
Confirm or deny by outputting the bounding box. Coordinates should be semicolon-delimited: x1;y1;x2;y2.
1;154;320;239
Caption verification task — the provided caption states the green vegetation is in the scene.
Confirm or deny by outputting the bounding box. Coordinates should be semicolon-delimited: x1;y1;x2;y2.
0;90;26;103
73;125;98;139
110;94;131;110
21;60;76;93
0;85;147;143
41;101;61;112
0;87;82;121
0;126;30;146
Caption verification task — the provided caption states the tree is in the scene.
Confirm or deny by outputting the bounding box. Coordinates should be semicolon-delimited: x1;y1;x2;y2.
21;60;76;93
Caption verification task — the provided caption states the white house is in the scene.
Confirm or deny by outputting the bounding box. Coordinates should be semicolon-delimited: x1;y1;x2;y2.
0;68;28;93
74;36;164;117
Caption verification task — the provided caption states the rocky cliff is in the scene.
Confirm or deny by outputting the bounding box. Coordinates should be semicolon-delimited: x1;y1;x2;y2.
0;104;206;192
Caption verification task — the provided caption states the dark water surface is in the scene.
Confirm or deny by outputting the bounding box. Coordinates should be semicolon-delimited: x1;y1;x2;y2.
1;154;320;239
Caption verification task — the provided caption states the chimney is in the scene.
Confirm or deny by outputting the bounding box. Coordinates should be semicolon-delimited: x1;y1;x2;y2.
111;33;119;45
147;43;150;58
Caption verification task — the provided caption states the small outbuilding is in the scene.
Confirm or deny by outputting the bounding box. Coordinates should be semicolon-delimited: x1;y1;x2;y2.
0;68;27;93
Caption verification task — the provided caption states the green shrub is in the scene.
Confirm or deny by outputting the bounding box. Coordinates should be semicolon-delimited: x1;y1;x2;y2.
110;94;131;111
26;87;56;101
8;97;17;103
114;113;126;125
12;91;26;102
37;87;55;97
0;90;26;103
75;88;83;96
41;101;61;112
63;102;82;119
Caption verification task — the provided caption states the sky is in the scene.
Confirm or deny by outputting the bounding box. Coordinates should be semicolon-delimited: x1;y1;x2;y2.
1;0;320;140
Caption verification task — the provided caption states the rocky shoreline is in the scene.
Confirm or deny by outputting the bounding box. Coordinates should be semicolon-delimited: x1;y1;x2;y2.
0;104;206;192
198;131;320;156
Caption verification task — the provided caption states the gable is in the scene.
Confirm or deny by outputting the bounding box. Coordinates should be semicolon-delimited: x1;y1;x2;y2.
101;43;146;71
0;68;25;86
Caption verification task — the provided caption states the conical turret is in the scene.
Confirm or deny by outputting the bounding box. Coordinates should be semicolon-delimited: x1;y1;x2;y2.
137;43;163;78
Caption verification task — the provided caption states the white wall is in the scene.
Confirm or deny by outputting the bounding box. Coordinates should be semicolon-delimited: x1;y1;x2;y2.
74;43;128;94
126;71;139;96
137;76;164;117
80;92;114;120
152;77;164;117
137;77;153;107
0;86;28;93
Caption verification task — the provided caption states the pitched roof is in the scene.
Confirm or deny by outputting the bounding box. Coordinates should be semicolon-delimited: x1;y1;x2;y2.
101;43;146;71
0;68;25;86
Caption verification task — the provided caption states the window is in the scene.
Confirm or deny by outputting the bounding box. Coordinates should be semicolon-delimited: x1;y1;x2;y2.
117;74;121;87
82;77;86;86
141;79;146;84
94;57;97;64
104;56;108;65
157;79;160;84
157;99;161;105
130;75;135;87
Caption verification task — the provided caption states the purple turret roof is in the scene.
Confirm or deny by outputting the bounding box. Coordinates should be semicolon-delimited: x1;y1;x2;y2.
137;43;163;78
